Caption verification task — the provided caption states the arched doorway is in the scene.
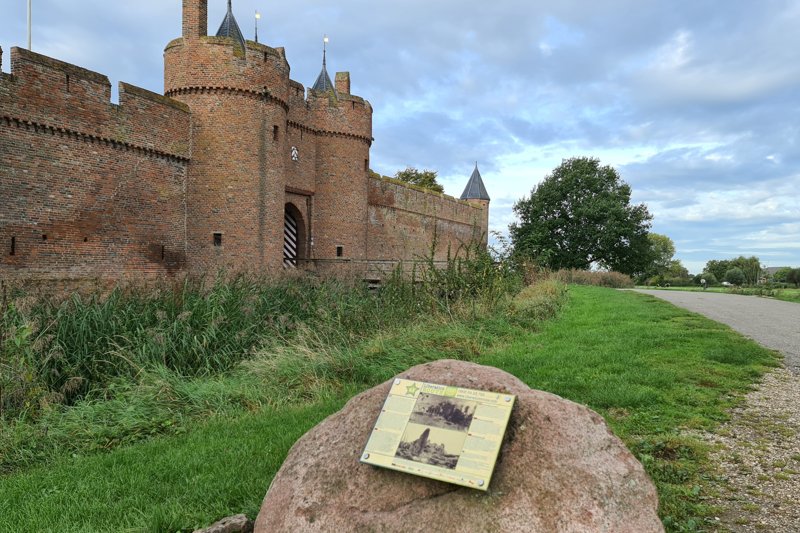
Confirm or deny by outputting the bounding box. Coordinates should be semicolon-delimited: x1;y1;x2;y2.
284;203;306;268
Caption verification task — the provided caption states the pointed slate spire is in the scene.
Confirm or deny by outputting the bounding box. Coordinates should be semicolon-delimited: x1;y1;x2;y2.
312;35;336;94
216;0;246;55
460;162;491;201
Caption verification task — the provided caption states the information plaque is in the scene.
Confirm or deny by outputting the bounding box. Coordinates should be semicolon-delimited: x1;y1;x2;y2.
360;379;515;491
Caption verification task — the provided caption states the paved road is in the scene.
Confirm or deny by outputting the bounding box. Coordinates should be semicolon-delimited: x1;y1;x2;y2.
631;290;800;373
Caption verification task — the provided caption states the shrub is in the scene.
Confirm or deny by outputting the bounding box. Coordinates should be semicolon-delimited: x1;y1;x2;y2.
724;267;746;286
788;268;800;288
554;269;634;288
510;278;568;325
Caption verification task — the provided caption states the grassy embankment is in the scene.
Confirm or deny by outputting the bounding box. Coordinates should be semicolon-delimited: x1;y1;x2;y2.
0;273;779;532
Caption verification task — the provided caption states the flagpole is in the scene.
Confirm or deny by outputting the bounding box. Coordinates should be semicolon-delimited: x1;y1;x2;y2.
27;0;32;50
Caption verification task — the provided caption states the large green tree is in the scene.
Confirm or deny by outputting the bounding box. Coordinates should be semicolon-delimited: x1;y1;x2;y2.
394;167;444;193
772;267;792;283
704;259;731;282
730;256;761;285
510;157;652;274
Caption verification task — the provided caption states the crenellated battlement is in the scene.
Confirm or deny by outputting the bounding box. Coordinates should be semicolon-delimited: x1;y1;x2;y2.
0;47;190;161
164;37;291;103
304;89;373;144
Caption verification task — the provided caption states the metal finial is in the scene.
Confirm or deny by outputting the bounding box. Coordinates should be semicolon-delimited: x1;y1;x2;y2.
255;10;261;43
27;0;32;50
323;34;329;67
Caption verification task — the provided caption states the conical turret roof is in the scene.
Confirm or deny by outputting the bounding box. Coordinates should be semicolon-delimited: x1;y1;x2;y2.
216;0;246;54
312;37;337;95
460;163;490;201
312;66;335;93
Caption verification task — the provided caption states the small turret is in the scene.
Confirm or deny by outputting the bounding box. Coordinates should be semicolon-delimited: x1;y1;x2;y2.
460;163;490;202
216;0;246;55
312;35;336;95
460;163;490;247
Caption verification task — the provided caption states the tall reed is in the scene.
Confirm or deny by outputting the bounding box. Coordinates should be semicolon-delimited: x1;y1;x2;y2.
1;249;521;421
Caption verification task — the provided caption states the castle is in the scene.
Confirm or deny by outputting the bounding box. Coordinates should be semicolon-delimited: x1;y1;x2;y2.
0;0;490;285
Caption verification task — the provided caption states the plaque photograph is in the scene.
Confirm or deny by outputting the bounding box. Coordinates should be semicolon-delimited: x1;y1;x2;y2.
360;379;515;490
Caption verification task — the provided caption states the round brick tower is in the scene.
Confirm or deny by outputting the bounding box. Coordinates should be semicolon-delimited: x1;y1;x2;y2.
306;68;373;266
164;0;291;273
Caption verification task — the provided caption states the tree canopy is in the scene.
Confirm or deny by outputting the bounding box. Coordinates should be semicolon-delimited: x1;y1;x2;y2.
637;233;676;282
772;267;792;283
393;167;444;193
510;157;652;275
703;256;761;286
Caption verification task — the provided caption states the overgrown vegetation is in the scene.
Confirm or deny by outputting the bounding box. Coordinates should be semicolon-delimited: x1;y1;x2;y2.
0;247;527;472
553;268;635;288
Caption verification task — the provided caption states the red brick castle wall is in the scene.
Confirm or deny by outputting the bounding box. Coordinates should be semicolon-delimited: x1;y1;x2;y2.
0;47;190;282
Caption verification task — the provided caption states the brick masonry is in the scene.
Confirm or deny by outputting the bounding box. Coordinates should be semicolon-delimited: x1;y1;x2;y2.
0;0;488;285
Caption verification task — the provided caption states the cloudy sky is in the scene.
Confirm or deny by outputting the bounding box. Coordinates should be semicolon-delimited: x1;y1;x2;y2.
3;0;799;274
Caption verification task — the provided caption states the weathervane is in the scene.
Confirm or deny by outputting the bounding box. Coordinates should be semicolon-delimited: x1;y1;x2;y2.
255;10;261;43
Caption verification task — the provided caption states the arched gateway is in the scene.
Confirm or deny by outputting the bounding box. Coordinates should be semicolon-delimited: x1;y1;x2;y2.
283;203;306;268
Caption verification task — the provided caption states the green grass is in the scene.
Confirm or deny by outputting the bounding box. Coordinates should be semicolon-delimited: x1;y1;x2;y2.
481;286;778;530
0;285;779;532
0;398;347;533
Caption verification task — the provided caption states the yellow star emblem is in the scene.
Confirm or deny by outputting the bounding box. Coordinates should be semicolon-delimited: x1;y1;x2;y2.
405;383;420;396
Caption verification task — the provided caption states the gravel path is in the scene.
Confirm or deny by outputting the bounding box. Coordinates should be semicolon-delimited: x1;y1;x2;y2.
631;290;800;373
630;290;800;532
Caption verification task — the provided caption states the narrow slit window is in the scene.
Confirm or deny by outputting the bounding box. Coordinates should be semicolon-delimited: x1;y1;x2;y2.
42;234;47;241
336;245;344;258
273;125;279;141
213;233;223;247
161;245;166;261
10;236;15;256
365;159;369;171
66;74;70;93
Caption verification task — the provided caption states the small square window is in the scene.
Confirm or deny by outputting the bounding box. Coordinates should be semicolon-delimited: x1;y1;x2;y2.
336;245;344;258
213;233;223;247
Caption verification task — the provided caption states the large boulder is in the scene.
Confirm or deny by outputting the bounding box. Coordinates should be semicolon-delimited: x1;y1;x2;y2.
255;360;662;532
